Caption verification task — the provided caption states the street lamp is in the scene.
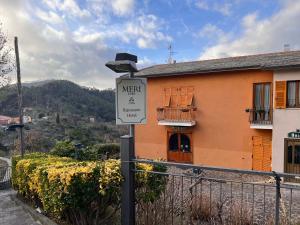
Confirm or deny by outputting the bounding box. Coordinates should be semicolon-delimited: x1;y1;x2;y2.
105;53;138;137
106;53;139;225
105;53;138;74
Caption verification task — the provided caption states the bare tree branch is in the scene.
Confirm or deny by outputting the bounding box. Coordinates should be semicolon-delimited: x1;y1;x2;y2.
0;22;14;87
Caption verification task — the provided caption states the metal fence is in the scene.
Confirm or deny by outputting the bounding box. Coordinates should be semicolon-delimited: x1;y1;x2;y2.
247;108;273;125
0;166;12;190
132;159;300;225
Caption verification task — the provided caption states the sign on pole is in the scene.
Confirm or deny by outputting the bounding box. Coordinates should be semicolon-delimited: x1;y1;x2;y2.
116;78;147;124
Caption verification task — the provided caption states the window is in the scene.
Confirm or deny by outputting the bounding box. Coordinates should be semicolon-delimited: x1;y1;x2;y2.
180;134;191;152
288;145;293;163
287;81;300;108
168;133;191;152
169;134;179;151
253;83;271;121
295;145;300;164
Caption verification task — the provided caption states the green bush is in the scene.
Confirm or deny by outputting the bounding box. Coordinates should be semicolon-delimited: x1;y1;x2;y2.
50;140;76;158
12;153;166;225
50;140;120;161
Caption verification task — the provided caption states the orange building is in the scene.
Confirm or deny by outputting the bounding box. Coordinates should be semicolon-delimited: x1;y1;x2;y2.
134;51;300;172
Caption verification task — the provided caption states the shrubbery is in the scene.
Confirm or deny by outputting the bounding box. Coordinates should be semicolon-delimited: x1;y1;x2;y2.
12;153;166;225
50;140;120;161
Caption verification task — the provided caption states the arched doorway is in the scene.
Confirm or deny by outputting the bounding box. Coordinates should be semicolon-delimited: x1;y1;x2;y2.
168;132;192;163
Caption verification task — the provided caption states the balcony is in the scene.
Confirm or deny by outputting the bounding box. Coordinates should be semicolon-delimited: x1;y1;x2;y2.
246;108;273;129
157;107;197;127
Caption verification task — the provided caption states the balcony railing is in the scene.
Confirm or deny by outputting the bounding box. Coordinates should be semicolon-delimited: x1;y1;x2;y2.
246;108;273;127
157;106;197;126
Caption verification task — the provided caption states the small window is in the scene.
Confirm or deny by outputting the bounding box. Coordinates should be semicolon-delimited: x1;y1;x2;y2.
287;81;300;108
254;83;271;110
180;134;191;152
169;134;178;151
294;145;300;164
287;145;293;163
253;83;271;121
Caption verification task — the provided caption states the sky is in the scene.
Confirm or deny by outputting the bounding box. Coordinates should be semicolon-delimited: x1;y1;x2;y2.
1;0;300;89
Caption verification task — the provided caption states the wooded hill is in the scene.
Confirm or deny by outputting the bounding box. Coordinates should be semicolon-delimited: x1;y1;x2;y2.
0;80;115;122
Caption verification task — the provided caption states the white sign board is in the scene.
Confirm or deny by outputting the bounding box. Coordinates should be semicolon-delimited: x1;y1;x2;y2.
116;78;147;124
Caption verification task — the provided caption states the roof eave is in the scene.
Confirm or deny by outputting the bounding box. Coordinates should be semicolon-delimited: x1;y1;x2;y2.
135;65;263;78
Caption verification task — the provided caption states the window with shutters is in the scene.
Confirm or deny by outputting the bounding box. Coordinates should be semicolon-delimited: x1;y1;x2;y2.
287;81;300;108
157;86;196;126
275;81;287;109
249;83;272;125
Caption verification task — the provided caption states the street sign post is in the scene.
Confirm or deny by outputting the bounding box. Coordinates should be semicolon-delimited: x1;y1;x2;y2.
116;77;147;125
106;53;142;225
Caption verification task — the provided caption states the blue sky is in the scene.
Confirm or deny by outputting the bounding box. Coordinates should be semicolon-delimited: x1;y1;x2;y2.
1;0;299;89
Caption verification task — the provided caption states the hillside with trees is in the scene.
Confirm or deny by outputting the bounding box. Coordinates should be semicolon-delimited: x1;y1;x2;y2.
0;80;115;121
0;80;127;155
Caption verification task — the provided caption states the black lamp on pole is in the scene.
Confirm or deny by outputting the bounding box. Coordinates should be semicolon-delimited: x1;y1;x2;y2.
105;53;138;74
106;53;139;225
105;53;138;136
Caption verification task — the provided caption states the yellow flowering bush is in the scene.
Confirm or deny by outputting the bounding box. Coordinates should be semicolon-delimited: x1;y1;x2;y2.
12;153;166;225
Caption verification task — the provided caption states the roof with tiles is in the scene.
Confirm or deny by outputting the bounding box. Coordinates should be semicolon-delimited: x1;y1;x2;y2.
135;50;300;78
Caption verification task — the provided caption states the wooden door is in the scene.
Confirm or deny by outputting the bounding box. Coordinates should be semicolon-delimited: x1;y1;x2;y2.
252;136;272;171
285;139;300;182
168;133;192;163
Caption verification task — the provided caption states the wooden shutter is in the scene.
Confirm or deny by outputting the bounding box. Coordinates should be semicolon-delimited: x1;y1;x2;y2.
252;136;263;171
178;86;194;107
179;87;188;107
275;81;287;109
262;137;272;172
171;87;179;107
187;87;194;106
163;88;171;107
252;136;272;171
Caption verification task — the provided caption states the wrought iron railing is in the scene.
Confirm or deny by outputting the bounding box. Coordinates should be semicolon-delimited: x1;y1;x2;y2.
246;108;273;125
157;107;197;123
0;166;11;190
132;159;300;225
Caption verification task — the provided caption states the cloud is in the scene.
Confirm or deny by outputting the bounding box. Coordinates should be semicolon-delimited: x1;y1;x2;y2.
42;0;90;18
0;0;118;89
195;0;232;16
71;13;172;49
195;0;209;10
111;0;135;16
87;0;134;17
42;25;66;41
0;0;173;89
196;23;225;39
72;26;104;43
199;1;300;59
35;9;63;24
125;14;172;49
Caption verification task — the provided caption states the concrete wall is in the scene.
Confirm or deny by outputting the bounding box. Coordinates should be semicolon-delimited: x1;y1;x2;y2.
135;70;273;170
273;70;300;172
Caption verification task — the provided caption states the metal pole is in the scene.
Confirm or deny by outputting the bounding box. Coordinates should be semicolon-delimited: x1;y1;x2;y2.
121;135;135;225
274;172;281;225
14;37;24;158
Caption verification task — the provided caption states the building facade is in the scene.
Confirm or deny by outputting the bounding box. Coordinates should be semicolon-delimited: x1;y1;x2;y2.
134;51;300;173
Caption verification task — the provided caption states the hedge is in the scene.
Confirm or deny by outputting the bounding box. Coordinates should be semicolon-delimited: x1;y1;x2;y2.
12;153;166;225
50;140;120;161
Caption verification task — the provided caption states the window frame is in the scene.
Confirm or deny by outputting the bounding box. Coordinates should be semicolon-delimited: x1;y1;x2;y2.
253;82;272;110
168;132;192;153
286;80;300;108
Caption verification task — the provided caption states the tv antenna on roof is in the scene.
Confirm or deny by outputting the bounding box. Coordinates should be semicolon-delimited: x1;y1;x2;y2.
167;44;177;64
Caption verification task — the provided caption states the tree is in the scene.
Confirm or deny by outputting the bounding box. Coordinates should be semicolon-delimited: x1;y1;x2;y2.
56;112;60;124
0;23;13;87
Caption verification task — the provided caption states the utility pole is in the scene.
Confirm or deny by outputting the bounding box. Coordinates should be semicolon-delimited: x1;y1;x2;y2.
14;37;24;158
